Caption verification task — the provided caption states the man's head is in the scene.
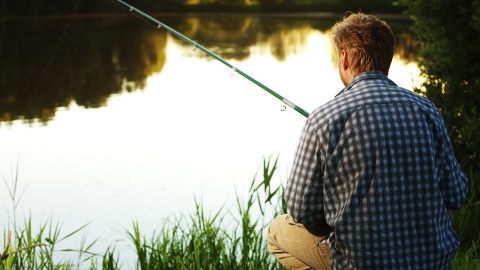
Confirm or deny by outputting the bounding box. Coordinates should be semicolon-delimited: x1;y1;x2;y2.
331;13;395;85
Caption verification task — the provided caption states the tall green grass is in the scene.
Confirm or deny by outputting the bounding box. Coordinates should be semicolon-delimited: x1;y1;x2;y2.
2;156;479;269
453;168;480;269
1;157;285;269
1;163;106;269
127;156;284;270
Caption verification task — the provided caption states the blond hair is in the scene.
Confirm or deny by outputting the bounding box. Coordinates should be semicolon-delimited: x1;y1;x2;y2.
331;13;395;76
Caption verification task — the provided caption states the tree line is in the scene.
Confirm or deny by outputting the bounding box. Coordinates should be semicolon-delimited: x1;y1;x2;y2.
0;0;403;16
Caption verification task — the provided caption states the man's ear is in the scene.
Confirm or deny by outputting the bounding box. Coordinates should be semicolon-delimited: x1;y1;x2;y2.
340;50;349;71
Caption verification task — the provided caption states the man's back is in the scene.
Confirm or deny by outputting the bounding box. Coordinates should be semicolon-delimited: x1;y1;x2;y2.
285;71;468;269
269;13;468;270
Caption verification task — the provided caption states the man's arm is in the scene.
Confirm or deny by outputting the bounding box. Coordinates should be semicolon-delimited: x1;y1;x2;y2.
285;118;327;226
437;117;468;210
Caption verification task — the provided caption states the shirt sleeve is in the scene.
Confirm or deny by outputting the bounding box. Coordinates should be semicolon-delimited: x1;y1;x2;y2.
285;117;326;226
437;118;468;210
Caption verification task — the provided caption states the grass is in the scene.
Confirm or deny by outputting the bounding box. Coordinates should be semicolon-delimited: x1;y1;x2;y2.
124;156;285;270
1;163;101;269
452;168;480;269
1;156;479;269
454;243;480;270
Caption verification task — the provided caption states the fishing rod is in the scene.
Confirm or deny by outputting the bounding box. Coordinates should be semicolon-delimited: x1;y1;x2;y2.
111;0;310;118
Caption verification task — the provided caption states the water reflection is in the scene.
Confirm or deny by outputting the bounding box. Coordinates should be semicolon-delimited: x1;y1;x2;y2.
0;16;167;123
0;14;416;124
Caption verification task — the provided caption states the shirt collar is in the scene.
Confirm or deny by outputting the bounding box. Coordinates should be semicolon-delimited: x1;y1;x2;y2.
334;71;397;97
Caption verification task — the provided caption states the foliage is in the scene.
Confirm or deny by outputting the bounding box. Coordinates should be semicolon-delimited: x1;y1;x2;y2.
395;0;480;169
396;0;480;251
0;0;403;15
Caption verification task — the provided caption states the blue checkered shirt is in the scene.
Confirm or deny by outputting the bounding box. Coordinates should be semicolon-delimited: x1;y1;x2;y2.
285;71;468;269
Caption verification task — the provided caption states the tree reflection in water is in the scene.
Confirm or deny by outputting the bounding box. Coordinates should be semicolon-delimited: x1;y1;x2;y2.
0;14;415;124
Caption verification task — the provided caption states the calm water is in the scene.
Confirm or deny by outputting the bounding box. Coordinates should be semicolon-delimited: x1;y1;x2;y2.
0;14;418;265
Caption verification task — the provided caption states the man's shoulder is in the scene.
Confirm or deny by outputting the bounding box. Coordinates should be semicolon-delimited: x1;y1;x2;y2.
308;76;440;128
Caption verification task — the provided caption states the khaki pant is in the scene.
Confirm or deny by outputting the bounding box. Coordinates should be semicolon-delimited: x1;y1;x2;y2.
268;214;332;270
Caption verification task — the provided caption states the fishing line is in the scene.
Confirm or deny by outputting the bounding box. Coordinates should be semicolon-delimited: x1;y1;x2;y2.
111;0;310;118
28;0;82;109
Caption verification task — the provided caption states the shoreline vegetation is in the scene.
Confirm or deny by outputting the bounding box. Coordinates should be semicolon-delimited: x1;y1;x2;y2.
1;157;479;269
0;0;405;17
0;12;411;22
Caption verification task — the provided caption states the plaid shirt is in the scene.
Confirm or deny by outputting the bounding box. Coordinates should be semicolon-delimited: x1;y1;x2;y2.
286;71;468;269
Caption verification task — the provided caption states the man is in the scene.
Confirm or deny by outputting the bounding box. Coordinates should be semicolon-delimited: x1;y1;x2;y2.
268;13;468;270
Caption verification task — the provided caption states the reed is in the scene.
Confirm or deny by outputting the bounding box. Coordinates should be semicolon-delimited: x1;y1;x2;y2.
127;155;284;270
1;163;113;269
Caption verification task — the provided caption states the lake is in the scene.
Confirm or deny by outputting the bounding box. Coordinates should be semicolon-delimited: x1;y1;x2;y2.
0;13;418;266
